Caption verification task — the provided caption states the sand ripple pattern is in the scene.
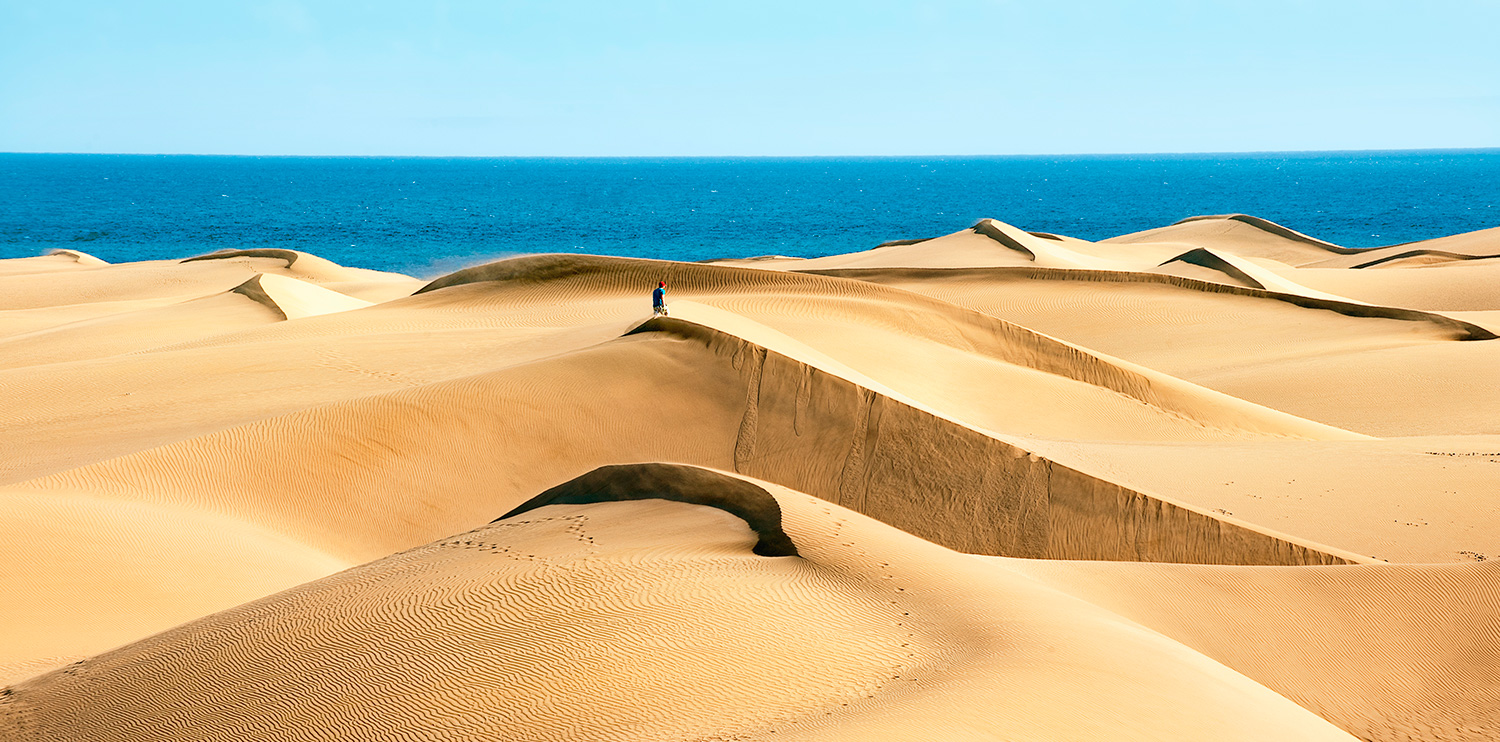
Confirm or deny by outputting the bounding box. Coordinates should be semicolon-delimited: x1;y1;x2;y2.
3;501;930;742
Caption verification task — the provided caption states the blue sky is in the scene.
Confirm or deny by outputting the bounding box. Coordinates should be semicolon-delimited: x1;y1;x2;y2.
2;1;1496;156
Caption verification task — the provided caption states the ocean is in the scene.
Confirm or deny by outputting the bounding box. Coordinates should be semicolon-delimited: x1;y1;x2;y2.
2;150;1496;277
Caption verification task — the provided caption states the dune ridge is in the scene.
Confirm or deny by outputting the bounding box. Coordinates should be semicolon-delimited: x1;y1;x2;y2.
3;470;1364;742
499;463;800;556
971;217;1126;269
45;249;108;266
229;273;373;320
183;247;307;266
1346;248;1496;269
411;254;1437;439
8;305;1359;572
1173;214;1356;251
1109;213;1500;269
3;212;1497;740
629;316;1366;564
1156;247;1363;302
805;264;1495;340
812;265;1500;438
1305;226;1500;269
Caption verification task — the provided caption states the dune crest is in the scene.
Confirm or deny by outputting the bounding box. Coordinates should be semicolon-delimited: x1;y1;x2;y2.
1104;214;1357;264
1175;213;1354;251
229;273;373;320
1109;213;1500;271
3;212;1497;739
3;475;1363;742
46;249;108;266
499;463;800;556
1347;248;1496;269
1157;247;1362;302
809;264;1496;341
972;218;1125;270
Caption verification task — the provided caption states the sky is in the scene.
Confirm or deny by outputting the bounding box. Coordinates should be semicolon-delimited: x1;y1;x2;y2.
1;0;1497;156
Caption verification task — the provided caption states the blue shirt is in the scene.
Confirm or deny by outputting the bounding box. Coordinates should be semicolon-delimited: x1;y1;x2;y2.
652;287;665;306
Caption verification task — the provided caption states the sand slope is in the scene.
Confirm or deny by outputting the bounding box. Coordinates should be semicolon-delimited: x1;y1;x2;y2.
825;265;1500;436
1007;556;1500;742
2;467;1360;742
2;213;1497;739
1105;214;1365;265
0;491;343;682
4;263;1376;676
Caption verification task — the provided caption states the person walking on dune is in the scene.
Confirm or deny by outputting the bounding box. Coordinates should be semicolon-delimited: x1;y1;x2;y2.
653;280;669;316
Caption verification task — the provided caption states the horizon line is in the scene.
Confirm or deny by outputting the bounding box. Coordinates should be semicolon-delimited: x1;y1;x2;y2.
3;146;1498;160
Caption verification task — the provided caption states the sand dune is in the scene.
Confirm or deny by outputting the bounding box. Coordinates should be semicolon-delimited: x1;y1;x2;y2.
1346;248;1496;269
0;250;106;277
824;266;1499;435
230;272;374;319
1155;246;1363;302
0;265;632;484
1007;555;1500;741
718;218;1152;271
1276;259;1500;312
0;258;249;310
423;254;1384;443
1105;214;1362;265
0;287;284;370
183;247;418;287
1014;435;1500;565
3;284;1368;674
1298;225;1500;268
3;467;1361;742
0;491;344;684
714;224;1031;270
3;213;1497;740
8;312;1357;566
0;252;417;314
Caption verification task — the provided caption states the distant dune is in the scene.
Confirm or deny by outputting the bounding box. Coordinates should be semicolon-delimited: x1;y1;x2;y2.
3;215;1498;741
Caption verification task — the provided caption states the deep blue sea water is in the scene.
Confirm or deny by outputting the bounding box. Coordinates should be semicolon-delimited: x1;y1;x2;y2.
2;151;1496;277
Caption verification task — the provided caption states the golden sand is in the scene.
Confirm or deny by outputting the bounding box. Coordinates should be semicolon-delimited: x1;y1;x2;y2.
3;214;1497;740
